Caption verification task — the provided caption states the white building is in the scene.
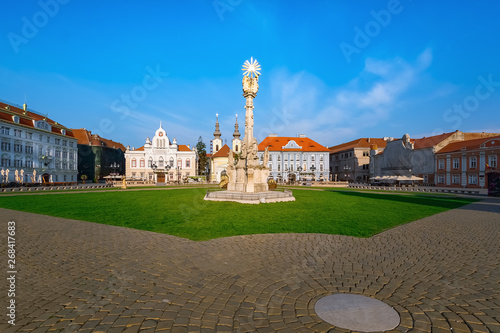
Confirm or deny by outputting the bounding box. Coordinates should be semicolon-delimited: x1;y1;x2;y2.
258;134;330;182
125;123;197;183
0;101;78;183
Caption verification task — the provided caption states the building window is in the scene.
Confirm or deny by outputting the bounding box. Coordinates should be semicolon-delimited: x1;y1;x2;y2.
14;144;22;153
26;132;32;139
64;175;67;181
290;164;293;172
269;155;273;162
186;158;190;168
1;126;10;135
132;172;136;178
55;150;61;158
62;140;67;146
25;160;33;168
131;159;136;167
14;158;22;168
25;145;33;154
320;164;324;172
177;159;182;167
62;151;68;159
1;155;11;167
437;174;445;184
140;172;145;179
55;138;60;145
488;155;497;168
169;158;174;167
452;174;460;184
278;164;281;171
1;142;11;151
158;157;164;167
215;144;219;151
46;136;50;143
14;129;21;137
438;159;445;170
148;158;153;167
469;156;477;169
363;151;369;157
235;145;239;152
311;155;315;162
140;159;145;168
453;158;459;169
468;174;478;185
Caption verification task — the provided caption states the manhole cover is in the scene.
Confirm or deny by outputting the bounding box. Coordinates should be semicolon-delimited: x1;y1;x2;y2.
315;294;400;332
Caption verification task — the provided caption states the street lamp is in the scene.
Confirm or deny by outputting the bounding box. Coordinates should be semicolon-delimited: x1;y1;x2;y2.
310;165;316;181
176;166;182;184
110;162;120;181
165;164;171;183
151;162;157;183
297;166;302;183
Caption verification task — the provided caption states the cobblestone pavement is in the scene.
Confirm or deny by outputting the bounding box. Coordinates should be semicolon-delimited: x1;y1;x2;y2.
0;197;499;332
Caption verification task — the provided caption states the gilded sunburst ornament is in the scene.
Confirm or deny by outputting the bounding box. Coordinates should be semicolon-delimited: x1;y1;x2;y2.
242;57;261;78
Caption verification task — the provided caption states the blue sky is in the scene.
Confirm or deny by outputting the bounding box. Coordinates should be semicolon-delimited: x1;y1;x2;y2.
1;0;499;150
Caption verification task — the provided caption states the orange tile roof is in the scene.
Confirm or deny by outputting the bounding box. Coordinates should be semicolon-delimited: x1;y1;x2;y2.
0;101;75;138
134;146;145;151
328;138;388;154
71;128;126;151
413;132;456;149
438;136;500;154
178;144;192;152
212;144;231;158
258;137;329;152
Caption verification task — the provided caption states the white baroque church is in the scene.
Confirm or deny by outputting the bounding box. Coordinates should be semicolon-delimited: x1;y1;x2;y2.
125;123;197;183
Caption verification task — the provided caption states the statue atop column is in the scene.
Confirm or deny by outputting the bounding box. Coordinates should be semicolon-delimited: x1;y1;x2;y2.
227;57;269;193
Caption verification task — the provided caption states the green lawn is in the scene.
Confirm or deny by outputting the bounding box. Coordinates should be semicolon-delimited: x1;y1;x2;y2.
0;188;476;241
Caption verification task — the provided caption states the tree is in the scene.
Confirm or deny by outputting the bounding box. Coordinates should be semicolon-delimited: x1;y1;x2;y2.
196;136;208;176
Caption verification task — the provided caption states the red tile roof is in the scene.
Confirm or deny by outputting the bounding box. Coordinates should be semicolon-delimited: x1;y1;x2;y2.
71;129;126;151
438;136;500;153
0;101;75;138
328;138;388;154
212;144;231;158
258;137;329;152
134;146;145;151
178;144;192;152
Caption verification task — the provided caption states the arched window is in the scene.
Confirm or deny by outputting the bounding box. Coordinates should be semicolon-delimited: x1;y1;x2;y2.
140;159;145;168
278;164;281;171
159;157;164;167
186;158;190;168
215;145;219;152
148;157;153;167
169;157;174;167
177;158;182;167
235;145;239;152
131;158;136;168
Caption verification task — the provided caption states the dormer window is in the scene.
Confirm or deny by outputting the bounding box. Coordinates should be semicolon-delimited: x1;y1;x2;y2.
61;129;66;136
13;115;19;124
35;120;51;131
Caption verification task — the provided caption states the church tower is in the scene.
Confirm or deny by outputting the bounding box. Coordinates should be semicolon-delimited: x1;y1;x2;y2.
212;113;222;154
232;114;241;153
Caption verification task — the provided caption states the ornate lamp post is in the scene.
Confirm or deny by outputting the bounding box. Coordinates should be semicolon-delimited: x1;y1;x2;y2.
151;162;157;183
176;166;182;184
110;162;120;182
165;164;171;184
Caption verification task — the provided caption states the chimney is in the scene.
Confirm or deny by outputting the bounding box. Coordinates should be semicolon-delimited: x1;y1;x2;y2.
298;134;306;138
269;133;278;137
367;138;370;143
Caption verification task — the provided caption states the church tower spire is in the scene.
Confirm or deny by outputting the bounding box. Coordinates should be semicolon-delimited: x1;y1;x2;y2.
232;114;242;153
212;113;222;153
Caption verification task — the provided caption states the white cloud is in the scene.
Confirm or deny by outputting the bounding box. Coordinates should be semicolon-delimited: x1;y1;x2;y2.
260;50;433;146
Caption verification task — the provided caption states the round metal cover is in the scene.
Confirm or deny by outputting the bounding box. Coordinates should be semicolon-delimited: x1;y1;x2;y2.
315;293;400;332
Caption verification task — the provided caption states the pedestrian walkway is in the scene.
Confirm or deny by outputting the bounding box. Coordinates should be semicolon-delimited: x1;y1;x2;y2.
0;198;499;332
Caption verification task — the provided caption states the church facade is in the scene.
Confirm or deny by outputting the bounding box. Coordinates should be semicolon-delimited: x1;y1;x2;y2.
125;123;197;183
209;114;241;183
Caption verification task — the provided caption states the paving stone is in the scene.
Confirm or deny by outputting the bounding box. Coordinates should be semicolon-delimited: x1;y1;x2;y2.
1;196;499;332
